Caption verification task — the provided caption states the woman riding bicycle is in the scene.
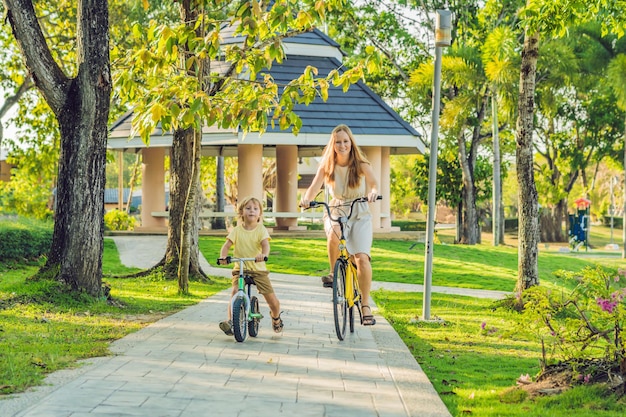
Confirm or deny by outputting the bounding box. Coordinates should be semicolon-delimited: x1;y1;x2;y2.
300;124;379;326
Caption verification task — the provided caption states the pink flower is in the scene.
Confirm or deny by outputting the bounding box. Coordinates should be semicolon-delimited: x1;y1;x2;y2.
481;322;486;330
596;297;618;314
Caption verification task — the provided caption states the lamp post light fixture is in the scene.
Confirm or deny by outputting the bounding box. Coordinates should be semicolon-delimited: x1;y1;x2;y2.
423;9;452;321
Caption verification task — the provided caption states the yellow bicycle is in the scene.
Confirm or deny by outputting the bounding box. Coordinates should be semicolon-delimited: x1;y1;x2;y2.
306;196;381;340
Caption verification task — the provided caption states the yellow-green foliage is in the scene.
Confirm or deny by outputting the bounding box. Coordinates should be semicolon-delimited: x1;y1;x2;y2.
104;209;136;231
520;266;626;364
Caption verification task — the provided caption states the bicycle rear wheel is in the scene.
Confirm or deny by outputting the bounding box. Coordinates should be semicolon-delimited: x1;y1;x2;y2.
232;296;247;342
333;259;348;340
248;295;260;337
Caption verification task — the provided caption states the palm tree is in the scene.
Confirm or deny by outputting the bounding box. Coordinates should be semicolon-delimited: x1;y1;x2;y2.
410;49;486;244
482;26;519;245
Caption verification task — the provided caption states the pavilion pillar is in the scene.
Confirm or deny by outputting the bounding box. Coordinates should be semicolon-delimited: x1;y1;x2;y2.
363;146;382;229
140;147;166;229
275;145;303;230
380;147;392;228
237;144;264;204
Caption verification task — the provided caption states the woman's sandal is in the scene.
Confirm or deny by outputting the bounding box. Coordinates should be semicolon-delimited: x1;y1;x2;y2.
271;312;284;333
362;305;376;326
321;274;334;288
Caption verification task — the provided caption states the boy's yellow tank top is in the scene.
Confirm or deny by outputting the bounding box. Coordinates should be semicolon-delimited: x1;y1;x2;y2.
226;223;270;272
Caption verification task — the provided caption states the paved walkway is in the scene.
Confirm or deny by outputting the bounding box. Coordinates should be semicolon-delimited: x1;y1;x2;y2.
1;236;507;417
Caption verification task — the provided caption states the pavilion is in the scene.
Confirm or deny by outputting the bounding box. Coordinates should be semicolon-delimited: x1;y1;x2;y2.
107;27;425;232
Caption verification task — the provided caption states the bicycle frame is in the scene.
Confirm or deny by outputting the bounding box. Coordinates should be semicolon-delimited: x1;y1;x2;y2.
337;231;360;309
217;256;266;342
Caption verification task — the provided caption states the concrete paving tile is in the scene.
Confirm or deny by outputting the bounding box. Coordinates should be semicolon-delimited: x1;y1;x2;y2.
141;395;191;411
297;375;344;391
101;391;151;407
91;404;179;416
13;410;74;417
295;387;335;403
323;397;383;416
279;403;327;416
341;376;380;392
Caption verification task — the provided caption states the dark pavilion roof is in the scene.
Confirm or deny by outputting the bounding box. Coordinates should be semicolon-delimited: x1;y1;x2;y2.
262;54;418;137
108;27;424;156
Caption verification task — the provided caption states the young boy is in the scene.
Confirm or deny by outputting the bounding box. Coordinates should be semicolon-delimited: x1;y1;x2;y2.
217;196;283;335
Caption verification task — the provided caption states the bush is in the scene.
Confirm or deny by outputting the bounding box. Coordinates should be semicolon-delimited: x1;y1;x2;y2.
391;219;426;231
602;216;623;229
505;217;518;231
0;217;52;260
104;209;136;231
520;266;625;366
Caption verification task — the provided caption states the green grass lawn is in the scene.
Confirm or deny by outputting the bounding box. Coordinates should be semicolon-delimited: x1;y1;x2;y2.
377;291;625;416
0;239;230;395
2;228;625;416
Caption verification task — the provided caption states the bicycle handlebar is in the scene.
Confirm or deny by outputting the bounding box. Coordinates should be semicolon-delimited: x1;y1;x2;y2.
304;195;382;224
217;256;268;265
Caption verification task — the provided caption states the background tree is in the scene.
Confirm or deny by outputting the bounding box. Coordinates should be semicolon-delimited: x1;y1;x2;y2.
0;0;153;218
515;0;626;293
390;155;422;217
2;0;111;296
532;26;626;243
481;22;521;245
0;1;74;219
409;41;493;243
413;148;493;241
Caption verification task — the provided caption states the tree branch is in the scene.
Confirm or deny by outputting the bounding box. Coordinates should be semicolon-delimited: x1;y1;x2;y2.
2;0;70;115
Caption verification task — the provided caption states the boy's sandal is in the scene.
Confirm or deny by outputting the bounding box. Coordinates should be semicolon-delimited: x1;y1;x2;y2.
219;320;233;336
271;312;284;333
362;305;376;326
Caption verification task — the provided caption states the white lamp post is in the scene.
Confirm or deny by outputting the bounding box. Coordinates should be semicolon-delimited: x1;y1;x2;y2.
423;9;452;321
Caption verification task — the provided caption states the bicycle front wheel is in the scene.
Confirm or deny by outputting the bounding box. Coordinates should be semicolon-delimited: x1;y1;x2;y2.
333;259;348;341
232;296;247;342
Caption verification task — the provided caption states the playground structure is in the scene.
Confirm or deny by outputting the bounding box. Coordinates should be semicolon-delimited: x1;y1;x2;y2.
568;197;591;251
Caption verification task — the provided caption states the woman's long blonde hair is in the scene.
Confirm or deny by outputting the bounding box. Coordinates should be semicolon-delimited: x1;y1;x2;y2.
320;124;370;188
237;196;263;223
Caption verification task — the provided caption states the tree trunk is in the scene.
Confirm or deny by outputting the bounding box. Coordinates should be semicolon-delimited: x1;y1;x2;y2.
515;29;540;294
212;155;226;229
162;0;210;291
457;88;488;245
3;0;111;296
164;128;203;291
189;179;203;277
456;202;463;243
457;130;480;245
492;92;504;245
